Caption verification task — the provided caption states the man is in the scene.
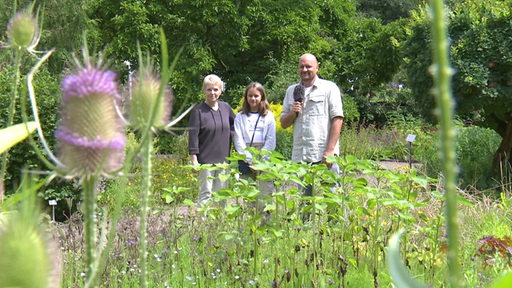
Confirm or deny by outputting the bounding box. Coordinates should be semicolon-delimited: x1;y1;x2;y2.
280;53;344;196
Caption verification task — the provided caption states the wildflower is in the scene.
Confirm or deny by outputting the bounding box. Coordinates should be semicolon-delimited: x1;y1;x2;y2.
55;52;126;179
128;57;173;130
6;7;40;52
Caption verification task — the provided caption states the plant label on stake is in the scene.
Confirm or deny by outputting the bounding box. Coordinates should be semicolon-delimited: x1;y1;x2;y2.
406;134;416;169
406;134;416;143
48;199;57;222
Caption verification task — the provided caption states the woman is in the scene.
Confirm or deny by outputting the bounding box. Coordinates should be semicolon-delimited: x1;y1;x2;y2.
188;74;235;204
234;82;276;213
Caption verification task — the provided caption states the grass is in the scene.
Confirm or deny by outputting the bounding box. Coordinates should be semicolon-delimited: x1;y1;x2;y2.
52;153;512;287
3;119;508;287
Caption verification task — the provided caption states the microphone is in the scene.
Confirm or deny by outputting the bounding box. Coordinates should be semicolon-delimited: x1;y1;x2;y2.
293;84;305;117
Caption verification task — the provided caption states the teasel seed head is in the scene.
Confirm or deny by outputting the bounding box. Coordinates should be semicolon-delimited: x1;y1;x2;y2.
7;9;40;52
128;59;173;131
0;181;62;288
0;215;60;288
55;59;126;179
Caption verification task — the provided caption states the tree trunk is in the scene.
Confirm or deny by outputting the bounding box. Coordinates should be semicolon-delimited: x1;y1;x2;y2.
492;118;512;172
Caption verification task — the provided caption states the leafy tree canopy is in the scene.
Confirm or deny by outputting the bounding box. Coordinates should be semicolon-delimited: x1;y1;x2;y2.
402;0;512;167
356;0;426;24
87;0;401;112
2;0;405;127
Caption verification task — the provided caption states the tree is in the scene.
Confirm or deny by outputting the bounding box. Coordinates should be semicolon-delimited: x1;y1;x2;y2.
356;0;426;24
88;0;353;106
0;0;92;74
37;0;91;72
402;0;512;169
87;0;407;130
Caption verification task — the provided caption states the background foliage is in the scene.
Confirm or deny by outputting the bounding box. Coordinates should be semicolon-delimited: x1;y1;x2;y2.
403;0;512;169
1;0;510;195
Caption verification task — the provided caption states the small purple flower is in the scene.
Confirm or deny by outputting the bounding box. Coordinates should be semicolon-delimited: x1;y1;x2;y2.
126;239;137;246
55;60;126;179
61;67;119;101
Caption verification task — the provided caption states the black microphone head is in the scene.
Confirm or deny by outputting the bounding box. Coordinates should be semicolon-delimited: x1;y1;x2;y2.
293;84;305;102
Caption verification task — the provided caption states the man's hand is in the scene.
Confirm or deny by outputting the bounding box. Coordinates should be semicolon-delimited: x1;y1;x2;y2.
281;101;303;129
322;151;335;168
292;101;303;114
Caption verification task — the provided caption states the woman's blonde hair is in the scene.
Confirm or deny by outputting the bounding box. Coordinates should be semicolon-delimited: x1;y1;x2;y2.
202;74;224;91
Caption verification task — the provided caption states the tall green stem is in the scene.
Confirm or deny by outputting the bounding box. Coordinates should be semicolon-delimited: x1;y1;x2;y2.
0;51;22;199
430;0;462;287
82;177;98;287
139;134;153;288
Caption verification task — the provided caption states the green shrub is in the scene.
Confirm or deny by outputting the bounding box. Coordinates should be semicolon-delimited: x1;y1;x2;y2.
410;131;439;173
98;157;198;211
153;132;174;155
456;126;501;189
98;131;198;211
0;67;60;194
268;103;293;159
341;124;381;159
152;156;197;204
341;123;413;161
340;119;501;190
341;94;360;125
37;179;80;222
154;131;189;163
96;132;142;211
415;124;501;190
275;128;293;159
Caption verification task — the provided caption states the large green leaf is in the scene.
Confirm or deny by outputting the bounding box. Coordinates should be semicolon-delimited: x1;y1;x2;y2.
387;230;429;288
0;122;37;154
491;272;512;288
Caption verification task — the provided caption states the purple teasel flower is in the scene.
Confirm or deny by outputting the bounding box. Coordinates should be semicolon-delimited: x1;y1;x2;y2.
55;63;126;179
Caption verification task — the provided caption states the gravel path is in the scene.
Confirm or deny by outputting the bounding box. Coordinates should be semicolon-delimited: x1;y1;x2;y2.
377;160;422;172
